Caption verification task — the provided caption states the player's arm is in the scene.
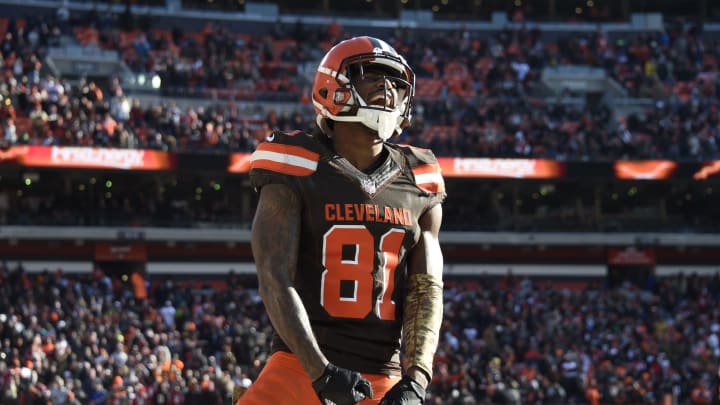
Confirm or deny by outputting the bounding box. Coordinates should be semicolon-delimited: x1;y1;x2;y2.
404;203;444;388
380;203;444;405
252;183;374;404
251;183;328;380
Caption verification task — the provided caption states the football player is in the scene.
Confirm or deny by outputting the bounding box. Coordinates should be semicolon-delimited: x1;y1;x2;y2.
237;36;446;405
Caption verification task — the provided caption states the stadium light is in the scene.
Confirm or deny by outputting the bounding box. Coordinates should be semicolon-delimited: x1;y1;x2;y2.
151;75;162;89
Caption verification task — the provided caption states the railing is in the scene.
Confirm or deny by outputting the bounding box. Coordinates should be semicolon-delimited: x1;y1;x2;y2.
47;45;119;61
1;225;719;246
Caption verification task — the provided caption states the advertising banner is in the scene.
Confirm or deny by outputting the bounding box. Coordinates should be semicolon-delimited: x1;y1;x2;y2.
94;242;148;261
607;246;656;265
437;157;565;179
0;146;175;170
614;161;678;180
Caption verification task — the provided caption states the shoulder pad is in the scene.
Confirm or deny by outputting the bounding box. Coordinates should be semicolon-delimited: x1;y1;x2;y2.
250;130;320;176
395;144;445;194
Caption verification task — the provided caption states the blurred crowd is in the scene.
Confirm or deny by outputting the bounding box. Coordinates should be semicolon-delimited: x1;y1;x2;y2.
2;263;720;404
0;264;265;405
430;273;720;404
2;7;720;405
1;11;719;160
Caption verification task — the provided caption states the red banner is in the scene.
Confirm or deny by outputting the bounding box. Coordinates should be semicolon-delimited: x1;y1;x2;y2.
607;247;656;265
614;161;677;180
229;154;565;178
694;161;720;179
228;153;253;173
0;146;175;170
437;158;565;178
95;243;147;261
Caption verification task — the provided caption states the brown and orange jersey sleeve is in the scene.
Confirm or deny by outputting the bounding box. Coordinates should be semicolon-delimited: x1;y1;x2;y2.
395;144;446;208
249;130;320;192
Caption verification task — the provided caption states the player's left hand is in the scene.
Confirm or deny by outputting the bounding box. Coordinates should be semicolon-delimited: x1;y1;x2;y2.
379;376;426;405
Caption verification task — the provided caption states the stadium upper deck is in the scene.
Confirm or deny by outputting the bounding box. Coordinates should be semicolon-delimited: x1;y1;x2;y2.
9;0;716;22
2;0;720;162
0;0;718;245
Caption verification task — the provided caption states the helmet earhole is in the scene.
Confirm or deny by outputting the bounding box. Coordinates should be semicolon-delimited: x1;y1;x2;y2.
333;90;347;104
319;88;328;99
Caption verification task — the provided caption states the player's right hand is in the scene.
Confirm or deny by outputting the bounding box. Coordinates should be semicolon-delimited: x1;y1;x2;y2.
312;363;374;405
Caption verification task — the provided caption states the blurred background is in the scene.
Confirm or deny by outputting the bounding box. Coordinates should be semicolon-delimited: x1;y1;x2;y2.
0;0;719;404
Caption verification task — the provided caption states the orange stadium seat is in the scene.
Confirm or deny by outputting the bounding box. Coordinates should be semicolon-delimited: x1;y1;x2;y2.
188;31;206;46
151;29;181;56
271;38;296;62
119;30;141;49
414;78;443;99
74;26;100;46
420;125;455;141
151;29;175;45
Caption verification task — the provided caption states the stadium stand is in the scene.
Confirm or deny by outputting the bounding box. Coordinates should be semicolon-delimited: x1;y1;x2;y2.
2;263;720;404
1;11;719;160
0;0;720;404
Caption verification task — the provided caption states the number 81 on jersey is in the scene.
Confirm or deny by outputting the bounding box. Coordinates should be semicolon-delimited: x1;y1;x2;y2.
321;225;405;321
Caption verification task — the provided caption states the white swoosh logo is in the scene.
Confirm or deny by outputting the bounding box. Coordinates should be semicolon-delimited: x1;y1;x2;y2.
267;133;275;142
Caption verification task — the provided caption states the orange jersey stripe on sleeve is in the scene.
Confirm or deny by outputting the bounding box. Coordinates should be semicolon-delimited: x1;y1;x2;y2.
412;163;445;194
250;143;319;176
256;142;319;160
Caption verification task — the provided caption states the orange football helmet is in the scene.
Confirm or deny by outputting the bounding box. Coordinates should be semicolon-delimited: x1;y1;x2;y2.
312;36;415;140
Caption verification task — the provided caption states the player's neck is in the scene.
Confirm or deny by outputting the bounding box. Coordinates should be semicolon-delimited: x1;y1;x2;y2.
331;123;385;172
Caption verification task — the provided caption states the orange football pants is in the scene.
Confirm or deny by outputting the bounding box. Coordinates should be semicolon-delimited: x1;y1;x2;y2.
236;351;400;405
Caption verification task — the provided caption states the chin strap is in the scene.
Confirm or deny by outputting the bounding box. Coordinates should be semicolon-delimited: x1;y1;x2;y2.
376;109;402;140
353;87;403;140
403;273;444;380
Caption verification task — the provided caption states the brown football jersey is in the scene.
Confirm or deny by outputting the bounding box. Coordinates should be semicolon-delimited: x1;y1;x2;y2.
249;130;446;376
